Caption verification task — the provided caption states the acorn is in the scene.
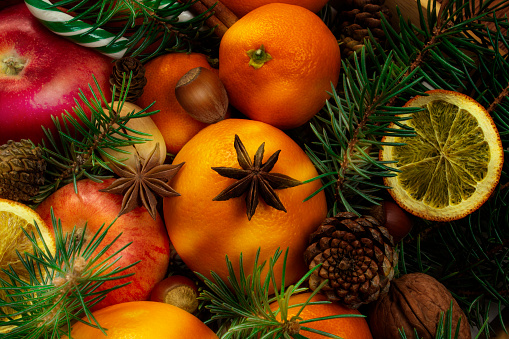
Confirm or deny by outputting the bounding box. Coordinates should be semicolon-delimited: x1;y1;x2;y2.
175;67;229;124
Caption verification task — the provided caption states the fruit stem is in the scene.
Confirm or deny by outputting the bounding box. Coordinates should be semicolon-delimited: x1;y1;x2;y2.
1;56;26;76
246;45;272;69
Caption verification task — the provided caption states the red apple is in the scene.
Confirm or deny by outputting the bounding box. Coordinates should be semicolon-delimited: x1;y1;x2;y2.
35;179;170;311
0;4;113;146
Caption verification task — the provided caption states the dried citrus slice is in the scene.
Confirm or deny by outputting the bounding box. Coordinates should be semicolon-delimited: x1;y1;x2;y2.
0;198;56;329
0;198;56;280
380;90;504;221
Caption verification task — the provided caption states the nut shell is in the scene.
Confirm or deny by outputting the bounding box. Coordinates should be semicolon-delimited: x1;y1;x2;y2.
368;272;471;339
175;67;228;124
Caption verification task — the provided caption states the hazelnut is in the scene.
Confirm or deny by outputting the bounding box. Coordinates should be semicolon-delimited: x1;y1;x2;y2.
369;201;413;242
149;275;199;314
175;67;228;124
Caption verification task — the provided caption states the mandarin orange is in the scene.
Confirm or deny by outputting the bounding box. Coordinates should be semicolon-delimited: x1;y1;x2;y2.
163;119;327;291
218;3;341;130
67;301;218;338
136;53;215;155
271;292;373;338
220;0;329;18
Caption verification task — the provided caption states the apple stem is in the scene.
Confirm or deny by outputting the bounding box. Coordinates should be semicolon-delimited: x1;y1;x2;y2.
2;56;26;75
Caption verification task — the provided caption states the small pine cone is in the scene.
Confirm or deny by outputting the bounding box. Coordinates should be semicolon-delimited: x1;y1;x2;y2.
0;140;46;202
338;0;392;57
304;212;398;309
109;57;147;103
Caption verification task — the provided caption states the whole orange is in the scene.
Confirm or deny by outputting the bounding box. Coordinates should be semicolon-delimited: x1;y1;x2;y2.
218;3;341;130
67;301;218;338
271;292;373;338
137;53;214;155
220;0;329;18
163;119;327;291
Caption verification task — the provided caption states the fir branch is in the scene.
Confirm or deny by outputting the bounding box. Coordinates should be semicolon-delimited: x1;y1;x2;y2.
32;73;159;205
48;0;216;62
0;208;137;338
197;248;364;339
305;48;423;215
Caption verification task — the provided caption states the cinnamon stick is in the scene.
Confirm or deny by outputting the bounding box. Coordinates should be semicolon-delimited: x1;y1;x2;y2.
189;1;229;37
183;0;238;37
199;0;238;28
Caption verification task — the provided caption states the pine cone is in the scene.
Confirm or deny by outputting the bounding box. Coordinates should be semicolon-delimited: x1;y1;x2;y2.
337;0;392;57
109;57;147;103
0;140;46;202
304;212;398;309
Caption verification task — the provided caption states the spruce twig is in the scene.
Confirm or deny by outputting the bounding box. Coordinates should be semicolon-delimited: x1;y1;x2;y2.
31;73;159;205
48;0;216;62
197;248;365;338
0;208;137;338
305;0;509;334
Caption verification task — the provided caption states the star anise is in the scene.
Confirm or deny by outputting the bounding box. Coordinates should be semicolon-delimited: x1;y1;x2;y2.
100;143;184;220
211;135;303;221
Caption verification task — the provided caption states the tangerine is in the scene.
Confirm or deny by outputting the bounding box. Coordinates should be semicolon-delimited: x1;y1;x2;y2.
271;292;373;339
218;3;341;130
67;301;218;338
163;119;327;290
136;53;216;155
220;0;329;18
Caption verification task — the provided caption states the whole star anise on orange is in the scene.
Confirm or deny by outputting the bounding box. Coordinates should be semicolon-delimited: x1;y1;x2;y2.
100;143;184;219
211;134;302;220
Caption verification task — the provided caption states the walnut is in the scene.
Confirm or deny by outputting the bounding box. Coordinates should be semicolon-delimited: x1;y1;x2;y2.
368;273;471;339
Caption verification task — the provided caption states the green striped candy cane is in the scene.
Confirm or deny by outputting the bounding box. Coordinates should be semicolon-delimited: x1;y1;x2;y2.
24;0;129;59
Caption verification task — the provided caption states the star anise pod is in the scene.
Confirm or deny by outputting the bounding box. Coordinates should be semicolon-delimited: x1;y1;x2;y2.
211;134;302;221
100;143;184;220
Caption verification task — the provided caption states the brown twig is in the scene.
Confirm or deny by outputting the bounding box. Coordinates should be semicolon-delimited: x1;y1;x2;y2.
183;0;238;37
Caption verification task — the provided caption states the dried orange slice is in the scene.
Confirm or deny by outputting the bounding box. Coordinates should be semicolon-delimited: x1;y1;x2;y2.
0;198;56;280
0;198;56;331
380;90;504;221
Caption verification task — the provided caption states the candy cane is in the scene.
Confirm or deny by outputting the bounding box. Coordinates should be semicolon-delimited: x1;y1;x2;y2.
24;0;129;59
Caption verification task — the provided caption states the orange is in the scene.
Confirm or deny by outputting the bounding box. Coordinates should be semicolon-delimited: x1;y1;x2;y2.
0;198;56;332
270;292;373;338
0;198;56;283
67;301;218;338
137;53;215;155
220;0;329;18
218;3;341;130
163;119;327;291
380;90;504;221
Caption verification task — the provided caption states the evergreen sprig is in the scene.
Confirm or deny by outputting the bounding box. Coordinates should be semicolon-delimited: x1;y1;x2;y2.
304;49;424;215
305;0;509;335
197;248;365;339
0;208;137;338
32;73;159;205
46;0;216;62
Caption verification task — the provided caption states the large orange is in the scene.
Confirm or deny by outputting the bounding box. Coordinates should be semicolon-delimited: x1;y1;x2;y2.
67;301;218;338
270;292;373;338
218;3;341;130
220;0;329;18
136;53;214;155
163;119;327;291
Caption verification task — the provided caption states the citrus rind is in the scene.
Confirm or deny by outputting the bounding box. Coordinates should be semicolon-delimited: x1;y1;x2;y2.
0;198;56;278
380;90;504;221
